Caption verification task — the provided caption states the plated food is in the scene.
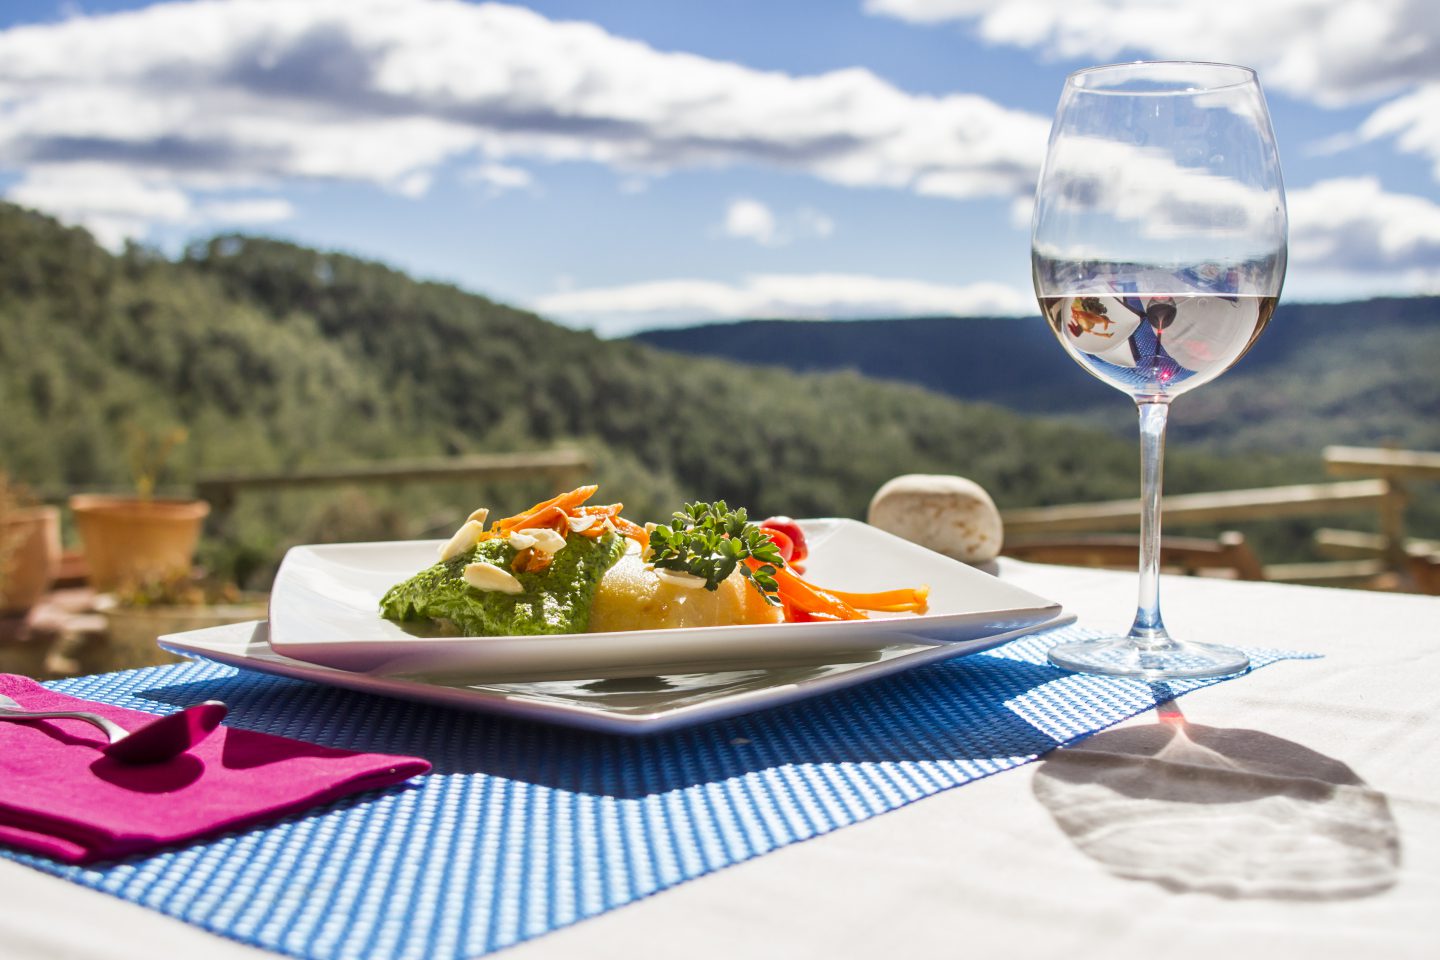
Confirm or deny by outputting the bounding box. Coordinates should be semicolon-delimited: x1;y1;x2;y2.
381;485;929;639
268;519;1060;677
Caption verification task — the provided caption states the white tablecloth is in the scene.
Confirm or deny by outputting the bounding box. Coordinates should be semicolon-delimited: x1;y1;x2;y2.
5;561;1438;959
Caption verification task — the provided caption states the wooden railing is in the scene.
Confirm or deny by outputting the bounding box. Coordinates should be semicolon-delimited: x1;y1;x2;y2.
195;448;592;515
1001;446;1440;589
1324;445;1440;482
1002;479;1394;535
1320;446;1440;583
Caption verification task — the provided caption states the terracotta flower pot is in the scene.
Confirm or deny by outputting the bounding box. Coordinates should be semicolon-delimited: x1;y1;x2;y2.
69;495;210;592
0;505;61;614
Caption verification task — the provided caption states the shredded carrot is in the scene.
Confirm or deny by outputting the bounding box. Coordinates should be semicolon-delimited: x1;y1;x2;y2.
493;485;599;532
503;505;570;534
484;484;651;551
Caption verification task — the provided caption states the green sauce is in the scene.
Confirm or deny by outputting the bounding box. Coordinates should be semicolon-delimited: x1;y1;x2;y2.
380;532;626;636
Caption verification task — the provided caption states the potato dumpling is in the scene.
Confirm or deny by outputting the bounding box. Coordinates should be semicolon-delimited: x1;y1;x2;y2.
588;552;784;632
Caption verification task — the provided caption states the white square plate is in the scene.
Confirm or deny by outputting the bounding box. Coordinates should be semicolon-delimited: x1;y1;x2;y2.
159;614;1074;734
266;519;1063;680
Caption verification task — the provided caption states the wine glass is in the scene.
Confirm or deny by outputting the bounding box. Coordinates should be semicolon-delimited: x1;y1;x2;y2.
1030;62;1287;679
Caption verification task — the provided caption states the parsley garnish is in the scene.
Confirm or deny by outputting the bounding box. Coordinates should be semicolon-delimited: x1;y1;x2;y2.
647;500;786;603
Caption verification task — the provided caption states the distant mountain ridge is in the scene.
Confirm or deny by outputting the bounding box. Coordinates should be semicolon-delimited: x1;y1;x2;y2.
631;298;1440;453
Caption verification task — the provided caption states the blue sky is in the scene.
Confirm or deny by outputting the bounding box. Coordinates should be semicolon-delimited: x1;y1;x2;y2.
2;0;1439;334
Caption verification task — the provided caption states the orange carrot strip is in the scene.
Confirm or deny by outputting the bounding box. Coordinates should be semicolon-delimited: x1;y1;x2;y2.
494;485;598;531
754;562;868;621
503;505;569;533
753;563;928;620
824;586;930;614
609;515;650;550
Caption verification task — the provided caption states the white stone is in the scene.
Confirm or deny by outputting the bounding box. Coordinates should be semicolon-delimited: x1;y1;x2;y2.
867;474;1004;563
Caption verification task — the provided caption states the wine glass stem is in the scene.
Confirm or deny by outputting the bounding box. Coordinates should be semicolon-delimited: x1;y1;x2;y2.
1130;400;1174;649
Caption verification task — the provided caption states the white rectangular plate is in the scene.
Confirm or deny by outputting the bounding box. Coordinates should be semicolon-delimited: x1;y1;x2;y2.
267;519;1063;679
160;615;1075;734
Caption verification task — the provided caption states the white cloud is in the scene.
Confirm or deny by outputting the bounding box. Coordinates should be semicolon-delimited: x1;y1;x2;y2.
1288;176;1440;273
0;0;1050;243
532;273;1034;336
721;198;835;245
867;0;1440;106
462;161;535;199
390;170;434;199
723;198;778;244
467;163;532;191
197;197;296;224
6;164;190;249
4;163;295;249
796;207;836;239
1360;83;1440;181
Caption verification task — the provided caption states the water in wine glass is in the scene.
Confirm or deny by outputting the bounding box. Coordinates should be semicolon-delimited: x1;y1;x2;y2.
1034;261;1278;401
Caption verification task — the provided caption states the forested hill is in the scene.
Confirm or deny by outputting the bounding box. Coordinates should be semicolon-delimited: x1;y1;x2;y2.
632;298;1440;454
0;202;1317;577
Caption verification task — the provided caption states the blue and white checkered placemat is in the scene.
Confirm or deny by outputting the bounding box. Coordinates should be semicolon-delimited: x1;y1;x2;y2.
4;625;1311;959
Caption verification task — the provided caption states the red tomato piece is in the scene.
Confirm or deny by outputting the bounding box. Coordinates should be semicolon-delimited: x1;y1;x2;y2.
760;527;795;563
760;517;808;563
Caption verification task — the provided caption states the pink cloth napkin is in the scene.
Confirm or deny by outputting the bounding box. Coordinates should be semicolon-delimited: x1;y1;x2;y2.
0;674;430;864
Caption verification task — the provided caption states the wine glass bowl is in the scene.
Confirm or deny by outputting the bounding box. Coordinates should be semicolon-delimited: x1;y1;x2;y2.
1031;62;1287;679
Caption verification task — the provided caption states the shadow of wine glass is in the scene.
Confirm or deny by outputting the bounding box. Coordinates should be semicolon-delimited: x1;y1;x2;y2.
1032;692;1399;900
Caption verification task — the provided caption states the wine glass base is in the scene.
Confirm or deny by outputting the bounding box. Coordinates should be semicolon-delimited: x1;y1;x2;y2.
1048;636;1250;680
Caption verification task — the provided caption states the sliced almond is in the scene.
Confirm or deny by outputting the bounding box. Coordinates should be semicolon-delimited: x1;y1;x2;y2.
517;527;567;554
507;530;539;551
566;514;600;533
466;507;490;526
439;519;485;561
462;561;524;595
653;567;708;589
